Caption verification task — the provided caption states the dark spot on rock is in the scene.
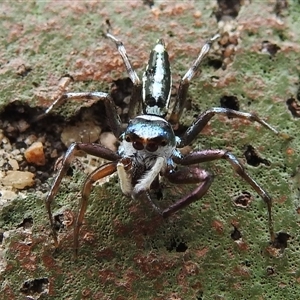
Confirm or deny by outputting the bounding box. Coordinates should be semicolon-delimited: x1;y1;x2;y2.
261;41;281;56
111;77;133;107
207;58;223;70
196;290;204;300
233;191;252;207
266;266;276;276
105;19;111;29
274;0;288;16
20;278;49;296
154;189;163;201
17;217;33;229
16;64;32;77
166;237;188;252
286;97;300;117
142;0;154;8
2;162;13;171
220;95;239;110
59;73;74;81
215;0;242;22
15;141;27;149
243;260;251;267
244;145;270;167
231;225;242;240
167;31;174;37
296;83;300;102
66;165;74;176
54;213;65;231
273;232;290;249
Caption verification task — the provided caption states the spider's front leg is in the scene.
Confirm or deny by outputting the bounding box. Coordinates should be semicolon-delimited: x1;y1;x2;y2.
74;161;118;256
179;107;290;147
175;149;275;243
34;92;122;137
45;142;120;248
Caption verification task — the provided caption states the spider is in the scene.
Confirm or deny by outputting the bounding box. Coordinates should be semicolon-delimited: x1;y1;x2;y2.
41;30;289;255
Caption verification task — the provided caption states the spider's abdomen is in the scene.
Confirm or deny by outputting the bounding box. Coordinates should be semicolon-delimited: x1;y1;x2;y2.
142;39;172;117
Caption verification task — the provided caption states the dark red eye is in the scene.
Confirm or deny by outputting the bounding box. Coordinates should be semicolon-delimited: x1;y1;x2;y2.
133;141;144;150
125;135;131;142
146;142;158;152
161;140;167;146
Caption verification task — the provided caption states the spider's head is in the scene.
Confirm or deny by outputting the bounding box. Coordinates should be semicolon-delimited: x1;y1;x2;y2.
119;115;176;158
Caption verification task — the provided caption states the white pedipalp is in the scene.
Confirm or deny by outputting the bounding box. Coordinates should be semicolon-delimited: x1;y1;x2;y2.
133;156;165;195
117;160;133;197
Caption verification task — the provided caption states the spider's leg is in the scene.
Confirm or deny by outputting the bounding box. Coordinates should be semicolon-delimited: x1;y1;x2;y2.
179;107;290;147
105;32;142;118
74;161;118;257
162;167;213;217
34;92;122;138
169;34;220;124
45;142;120;248
177;149;275;242
105;32;140;86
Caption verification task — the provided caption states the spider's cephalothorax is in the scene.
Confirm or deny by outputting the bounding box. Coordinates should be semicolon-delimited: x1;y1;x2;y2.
41;30;289;255
117;114;179;198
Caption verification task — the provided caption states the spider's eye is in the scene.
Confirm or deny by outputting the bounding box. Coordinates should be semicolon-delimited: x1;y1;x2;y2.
125;135;131;142
146;142;159;152
133;141;144;150
160;140;167;147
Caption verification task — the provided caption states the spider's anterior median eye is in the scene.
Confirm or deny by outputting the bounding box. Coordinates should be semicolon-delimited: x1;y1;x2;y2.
160;140;167;147
133;141;144;150
146;142;159;152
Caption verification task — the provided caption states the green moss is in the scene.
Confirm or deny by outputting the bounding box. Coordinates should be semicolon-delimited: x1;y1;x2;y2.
1;1;300;299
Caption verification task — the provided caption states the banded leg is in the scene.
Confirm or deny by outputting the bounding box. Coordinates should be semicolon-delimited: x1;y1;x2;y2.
74;162;118;256
34;92;122;138
105;32;142;118
45;142;120;247
177;149;275;242
161;167;213;217
169;34;220;124
179;107;290;147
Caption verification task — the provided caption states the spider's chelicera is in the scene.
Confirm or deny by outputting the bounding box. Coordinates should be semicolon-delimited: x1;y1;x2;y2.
42;31;288;255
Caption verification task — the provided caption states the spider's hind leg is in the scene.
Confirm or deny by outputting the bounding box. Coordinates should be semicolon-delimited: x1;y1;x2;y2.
33;92;122;138
169;34;220;125
162;166;213;218
179;149;275;243
179;107;291;147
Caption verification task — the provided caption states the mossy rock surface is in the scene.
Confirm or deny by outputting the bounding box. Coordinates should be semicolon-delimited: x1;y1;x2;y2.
0;1;300;299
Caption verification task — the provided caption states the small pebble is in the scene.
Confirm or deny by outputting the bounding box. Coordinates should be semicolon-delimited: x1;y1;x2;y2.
25;134;38;145
1;170;35;189
100;132;118;152
17;119;30;133
61;121;101;147
24;141;46;166
8;158;19;170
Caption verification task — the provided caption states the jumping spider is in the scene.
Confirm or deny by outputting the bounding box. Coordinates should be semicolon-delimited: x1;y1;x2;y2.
41;30;289;255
